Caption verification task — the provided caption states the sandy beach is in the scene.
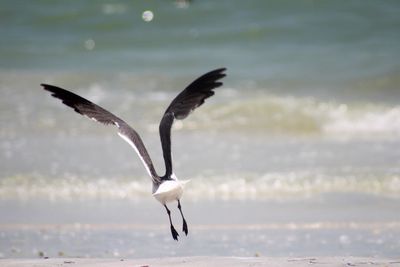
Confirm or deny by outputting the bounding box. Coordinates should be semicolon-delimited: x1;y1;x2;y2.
1;257;400;267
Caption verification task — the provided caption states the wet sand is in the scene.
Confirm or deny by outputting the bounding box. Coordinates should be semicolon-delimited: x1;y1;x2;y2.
1;257;400;267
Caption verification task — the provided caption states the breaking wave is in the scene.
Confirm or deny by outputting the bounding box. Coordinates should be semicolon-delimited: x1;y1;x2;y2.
2;71;400;139
183;93;400;137
1;171;399;201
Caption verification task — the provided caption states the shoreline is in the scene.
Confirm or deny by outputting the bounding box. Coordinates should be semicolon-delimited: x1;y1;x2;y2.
1;257;400;267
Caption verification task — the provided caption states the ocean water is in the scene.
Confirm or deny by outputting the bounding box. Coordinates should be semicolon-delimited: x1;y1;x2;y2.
1;0;400;259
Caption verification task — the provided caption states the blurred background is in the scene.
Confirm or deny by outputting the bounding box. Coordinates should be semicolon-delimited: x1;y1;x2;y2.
1;0;400;259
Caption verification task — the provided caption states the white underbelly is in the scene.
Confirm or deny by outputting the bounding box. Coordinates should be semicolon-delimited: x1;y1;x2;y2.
153;180;185;204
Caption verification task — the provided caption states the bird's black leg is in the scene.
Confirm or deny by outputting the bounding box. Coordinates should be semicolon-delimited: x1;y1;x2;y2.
177;200;188;236
164;204;179;241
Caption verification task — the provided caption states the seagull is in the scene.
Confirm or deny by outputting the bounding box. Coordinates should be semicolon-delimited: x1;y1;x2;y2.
41;68;226;241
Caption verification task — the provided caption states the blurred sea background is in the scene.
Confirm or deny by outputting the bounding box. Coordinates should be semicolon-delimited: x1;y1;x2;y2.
1;0;400;259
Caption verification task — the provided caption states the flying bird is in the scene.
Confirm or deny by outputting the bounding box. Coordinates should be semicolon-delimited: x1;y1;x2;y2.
41;68;227;241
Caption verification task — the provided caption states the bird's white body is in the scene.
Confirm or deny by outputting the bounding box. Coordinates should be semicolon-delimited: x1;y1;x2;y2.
153;178;189;205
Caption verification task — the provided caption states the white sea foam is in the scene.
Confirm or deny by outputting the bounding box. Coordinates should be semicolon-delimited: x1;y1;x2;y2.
183;94;400;138
2;70;399;139
1;172;399;201
323;105;400;136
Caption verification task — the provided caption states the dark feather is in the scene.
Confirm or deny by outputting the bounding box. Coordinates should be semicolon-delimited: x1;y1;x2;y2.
41;84;160;182
165;68;226;120
159;68;227;178
42;84;121;125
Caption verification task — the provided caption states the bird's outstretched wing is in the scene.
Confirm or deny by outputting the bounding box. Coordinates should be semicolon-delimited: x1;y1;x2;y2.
41;84;161;183
159;68;227;178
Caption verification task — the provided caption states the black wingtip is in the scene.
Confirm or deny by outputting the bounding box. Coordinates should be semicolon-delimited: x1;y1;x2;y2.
214;67;227;72
196;67;227;86
211;67;227;77
208;67;227;82
41;83;59;93
41;83;51;88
